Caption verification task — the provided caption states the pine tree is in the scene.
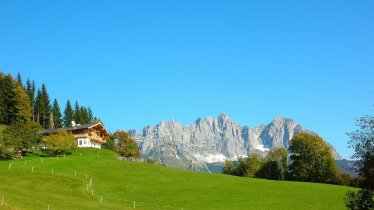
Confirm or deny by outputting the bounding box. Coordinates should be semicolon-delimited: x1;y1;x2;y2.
40;84;51;128
0;73;16;124
0;73;6;124
87;107;94;123
26;79;36;121
73;101;82;124
51;99;62;128
63;100;74;127
34;89;43;124
16;72;23;87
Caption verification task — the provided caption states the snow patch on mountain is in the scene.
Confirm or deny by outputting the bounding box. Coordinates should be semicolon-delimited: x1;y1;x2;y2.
254;144;270;152
194;154;227;163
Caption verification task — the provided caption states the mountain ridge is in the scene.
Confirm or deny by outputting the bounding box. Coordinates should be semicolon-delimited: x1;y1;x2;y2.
131;114;341;172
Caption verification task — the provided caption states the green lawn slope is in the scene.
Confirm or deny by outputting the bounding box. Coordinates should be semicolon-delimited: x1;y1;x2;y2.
0;148;353;210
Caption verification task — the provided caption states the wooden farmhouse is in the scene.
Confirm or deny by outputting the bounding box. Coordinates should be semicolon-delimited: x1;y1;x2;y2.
39;122;109;149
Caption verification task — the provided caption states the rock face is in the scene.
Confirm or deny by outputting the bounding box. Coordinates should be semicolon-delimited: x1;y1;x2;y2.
131;114;341;172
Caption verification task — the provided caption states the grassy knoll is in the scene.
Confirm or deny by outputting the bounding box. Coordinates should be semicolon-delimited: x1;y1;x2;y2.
0;148;353;210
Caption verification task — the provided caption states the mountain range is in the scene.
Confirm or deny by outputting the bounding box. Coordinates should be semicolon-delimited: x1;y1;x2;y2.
130;114;346;173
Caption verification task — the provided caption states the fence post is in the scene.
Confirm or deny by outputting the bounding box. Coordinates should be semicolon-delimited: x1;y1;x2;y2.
91;189;94;196
52;169;54;175
32;167;34;173
8;163;12;171
100;196;103;203
1;195;4;206
48;204;50;210
75;170;77;176
133;201;136;208
86;184;89;192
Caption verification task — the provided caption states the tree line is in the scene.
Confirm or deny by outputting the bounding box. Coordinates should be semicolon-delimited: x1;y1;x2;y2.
0;71;99;129
223;133;354;186
0;71;101;159
223;120;374;209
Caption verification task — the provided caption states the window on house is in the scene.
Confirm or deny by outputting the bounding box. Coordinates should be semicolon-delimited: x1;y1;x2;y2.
79;140;82;145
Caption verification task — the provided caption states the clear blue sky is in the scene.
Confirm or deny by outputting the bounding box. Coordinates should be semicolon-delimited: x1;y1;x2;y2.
1;0;373;159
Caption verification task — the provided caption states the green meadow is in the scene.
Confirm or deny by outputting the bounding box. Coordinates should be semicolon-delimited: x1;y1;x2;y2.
0;148;353;210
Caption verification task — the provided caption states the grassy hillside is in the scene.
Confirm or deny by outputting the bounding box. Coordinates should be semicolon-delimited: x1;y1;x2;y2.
0;149;353;210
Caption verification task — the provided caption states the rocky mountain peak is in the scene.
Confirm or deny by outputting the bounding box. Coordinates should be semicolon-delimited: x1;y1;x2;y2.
218;113;229;121
132;114;341;172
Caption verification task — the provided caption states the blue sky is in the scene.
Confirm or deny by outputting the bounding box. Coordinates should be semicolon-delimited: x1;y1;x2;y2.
0;0;373;159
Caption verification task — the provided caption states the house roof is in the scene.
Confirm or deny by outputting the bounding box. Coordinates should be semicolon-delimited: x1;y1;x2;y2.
38;123;110;136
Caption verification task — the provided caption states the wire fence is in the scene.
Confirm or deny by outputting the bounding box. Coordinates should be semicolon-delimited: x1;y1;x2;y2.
1;154;185;210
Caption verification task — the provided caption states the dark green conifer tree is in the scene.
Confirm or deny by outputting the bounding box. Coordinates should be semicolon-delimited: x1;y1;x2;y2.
0;73;16;124
51;99;62;128
63;100;74;127
34;89;43;124
26;78;36;121
87;107;94;123
73;101;82;124
80;106;90;124
40;84;51;128
16;72;23;87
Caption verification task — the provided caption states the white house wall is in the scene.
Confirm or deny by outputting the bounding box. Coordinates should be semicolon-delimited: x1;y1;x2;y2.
77;138;102;149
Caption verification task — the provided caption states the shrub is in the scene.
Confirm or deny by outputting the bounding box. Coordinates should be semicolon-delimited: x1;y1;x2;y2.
146;159;156;164
42;130;76;155
345;189;374;210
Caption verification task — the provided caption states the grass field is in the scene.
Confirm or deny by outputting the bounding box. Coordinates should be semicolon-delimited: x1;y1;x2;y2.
0;148;354;210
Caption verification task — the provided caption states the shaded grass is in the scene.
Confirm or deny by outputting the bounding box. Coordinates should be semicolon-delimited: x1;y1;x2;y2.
0;148;353;209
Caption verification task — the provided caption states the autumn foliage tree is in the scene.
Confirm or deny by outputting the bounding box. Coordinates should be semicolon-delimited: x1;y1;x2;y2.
112;130;139;158
13;83;32;121
42;130;76;155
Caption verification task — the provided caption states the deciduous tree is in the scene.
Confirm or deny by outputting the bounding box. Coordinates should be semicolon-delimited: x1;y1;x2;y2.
288;133;340;184
42;130;76;155
3;120;43;152
223;154;263;177
112;130;139;158
13;84;32;121
257;148;288;180
223;159;234;175
345;115;374;209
